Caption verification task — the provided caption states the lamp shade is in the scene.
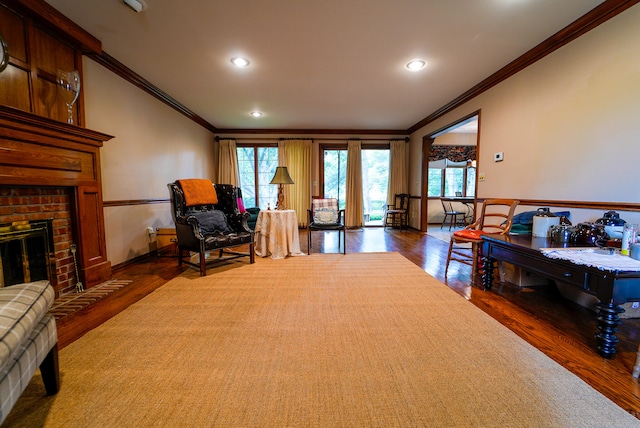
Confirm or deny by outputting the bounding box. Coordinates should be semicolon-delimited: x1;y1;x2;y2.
270;166;294;185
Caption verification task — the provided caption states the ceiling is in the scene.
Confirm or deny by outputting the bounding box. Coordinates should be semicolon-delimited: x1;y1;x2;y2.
44;0;604;132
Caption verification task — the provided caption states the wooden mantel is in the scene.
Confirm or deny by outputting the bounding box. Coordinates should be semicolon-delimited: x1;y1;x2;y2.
0;104;114;288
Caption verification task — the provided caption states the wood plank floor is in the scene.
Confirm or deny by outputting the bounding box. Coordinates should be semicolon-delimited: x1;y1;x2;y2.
55;227;640;419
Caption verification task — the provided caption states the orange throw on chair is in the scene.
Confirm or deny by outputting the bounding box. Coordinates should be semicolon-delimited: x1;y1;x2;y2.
177;179;218;206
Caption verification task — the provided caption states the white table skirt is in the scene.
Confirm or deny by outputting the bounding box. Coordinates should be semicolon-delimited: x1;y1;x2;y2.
254;209;306;259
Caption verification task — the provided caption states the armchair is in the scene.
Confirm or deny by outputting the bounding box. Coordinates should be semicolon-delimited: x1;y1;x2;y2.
168;179;255;276
245;208;261;230
307;198;346;254
236;188;260;230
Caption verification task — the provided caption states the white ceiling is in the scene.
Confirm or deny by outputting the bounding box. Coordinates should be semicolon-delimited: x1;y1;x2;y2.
44;0;604;131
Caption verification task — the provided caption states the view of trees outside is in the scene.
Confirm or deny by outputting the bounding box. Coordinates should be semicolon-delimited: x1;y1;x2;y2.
323;148;389;223
444;168;464;196
362;149;389;222
428;166;476;197
237;145;393;222
236;146;279;209
427;169;443;197
323;150;347;209
466;168;476;196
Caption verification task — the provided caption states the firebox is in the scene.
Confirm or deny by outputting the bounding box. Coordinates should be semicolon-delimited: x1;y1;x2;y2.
0;219;55;288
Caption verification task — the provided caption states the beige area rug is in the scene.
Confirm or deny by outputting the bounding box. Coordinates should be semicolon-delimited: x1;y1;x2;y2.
5;253;637;427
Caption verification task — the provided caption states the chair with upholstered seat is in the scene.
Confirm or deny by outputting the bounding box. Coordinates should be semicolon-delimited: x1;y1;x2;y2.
445;199;519;283
384;194;410;230
440;198;467;230
168;179;255;276
307;198;346;254
237;188;260;230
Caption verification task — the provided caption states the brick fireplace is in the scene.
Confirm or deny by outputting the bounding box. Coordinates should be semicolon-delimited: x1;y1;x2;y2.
0;187;76;295
0;105;113;296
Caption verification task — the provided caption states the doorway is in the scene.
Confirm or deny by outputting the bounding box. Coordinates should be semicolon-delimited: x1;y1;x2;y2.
321;146;390;227
421;112;479;233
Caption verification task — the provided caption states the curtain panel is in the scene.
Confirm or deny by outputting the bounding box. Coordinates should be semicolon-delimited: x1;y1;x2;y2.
217;139;239;186
278;139;312;227
387;139;408;205
346;140;363;228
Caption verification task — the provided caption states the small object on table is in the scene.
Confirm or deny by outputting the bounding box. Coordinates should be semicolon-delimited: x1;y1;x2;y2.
594;248;616;255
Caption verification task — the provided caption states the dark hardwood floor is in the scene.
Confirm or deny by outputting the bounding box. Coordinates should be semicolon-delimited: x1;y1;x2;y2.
56;227;640;419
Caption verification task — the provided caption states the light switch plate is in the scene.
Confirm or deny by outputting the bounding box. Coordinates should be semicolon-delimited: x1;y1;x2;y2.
494;152;504;162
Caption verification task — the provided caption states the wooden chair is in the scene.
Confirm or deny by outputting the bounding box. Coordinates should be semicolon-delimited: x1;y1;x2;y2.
445;199;519;283
307;198;346;254
384;194;410;230
440;198;467;230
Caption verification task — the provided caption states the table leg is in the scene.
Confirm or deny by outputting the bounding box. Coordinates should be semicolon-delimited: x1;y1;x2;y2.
482;256;495;290
594;302;624;359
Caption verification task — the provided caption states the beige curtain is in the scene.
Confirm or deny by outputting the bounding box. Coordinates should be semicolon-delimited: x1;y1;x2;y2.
346;140;363;228
387;139;408;205
217;139;239;185
278;140;312;227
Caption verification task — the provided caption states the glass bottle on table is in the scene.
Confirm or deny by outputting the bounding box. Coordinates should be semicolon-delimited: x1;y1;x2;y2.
621;223;638;256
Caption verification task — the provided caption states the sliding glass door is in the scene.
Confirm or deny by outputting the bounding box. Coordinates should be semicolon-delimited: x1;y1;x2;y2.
322;149;347;209
361;149;389;226
322;147;389;226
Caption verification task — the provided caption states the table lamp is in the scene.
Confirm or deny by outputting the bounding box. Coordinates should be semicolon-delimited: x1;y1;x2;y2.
270;166;294;210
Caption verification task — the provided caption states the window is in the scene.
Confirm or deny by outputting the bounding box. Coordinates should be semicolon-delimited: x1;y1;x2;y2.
427;161;475;197
466;167;476;196
236;145;279;209
322;149;347;209
427;168;443;197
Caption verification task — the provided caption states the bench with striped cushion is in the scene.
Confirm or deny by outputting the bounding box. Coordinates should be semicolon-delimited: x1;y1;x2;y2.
0;281;59;424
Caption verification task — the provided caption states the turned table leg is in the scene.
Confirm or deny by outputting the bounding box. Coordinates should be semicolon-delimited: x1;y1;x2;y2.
482;256;495;290
594;302;624;359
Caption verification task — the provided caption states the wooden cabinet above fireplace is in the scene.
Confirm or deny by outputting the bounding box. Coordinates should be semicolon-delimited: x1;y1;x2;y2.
0;105;114;289
0;2;113;291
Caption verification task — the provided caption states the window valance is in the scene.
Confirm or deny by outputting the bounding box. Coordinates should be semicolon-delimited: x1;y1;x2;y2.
428;159;468;169
429;145;476;162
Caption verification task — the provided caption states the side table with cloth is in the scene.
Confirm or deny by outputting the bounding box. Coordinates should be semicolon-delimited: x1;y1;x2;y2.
254;210;306;259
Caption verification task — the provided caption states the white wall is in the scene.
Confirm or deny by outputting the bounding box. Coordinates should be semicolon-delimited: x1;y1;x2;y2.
433;132;477;147
410;4;640;227
82;59;215;266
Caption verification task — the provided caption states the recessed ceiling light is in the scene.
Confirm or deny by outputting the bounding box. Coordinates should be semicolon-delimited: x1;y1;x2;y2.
231;57;250;67
406;59;426;71
122;0;147;13
250;111;263;118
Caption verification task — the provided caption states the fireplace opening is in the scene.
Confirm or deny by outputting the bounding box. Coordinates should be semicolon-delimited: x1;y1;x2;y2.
0;219;55;288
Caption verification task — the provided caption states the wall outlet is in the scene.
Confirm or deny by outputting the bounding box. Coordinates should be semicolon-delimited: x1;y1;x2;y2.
494;152;504;162
478;172;486;182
